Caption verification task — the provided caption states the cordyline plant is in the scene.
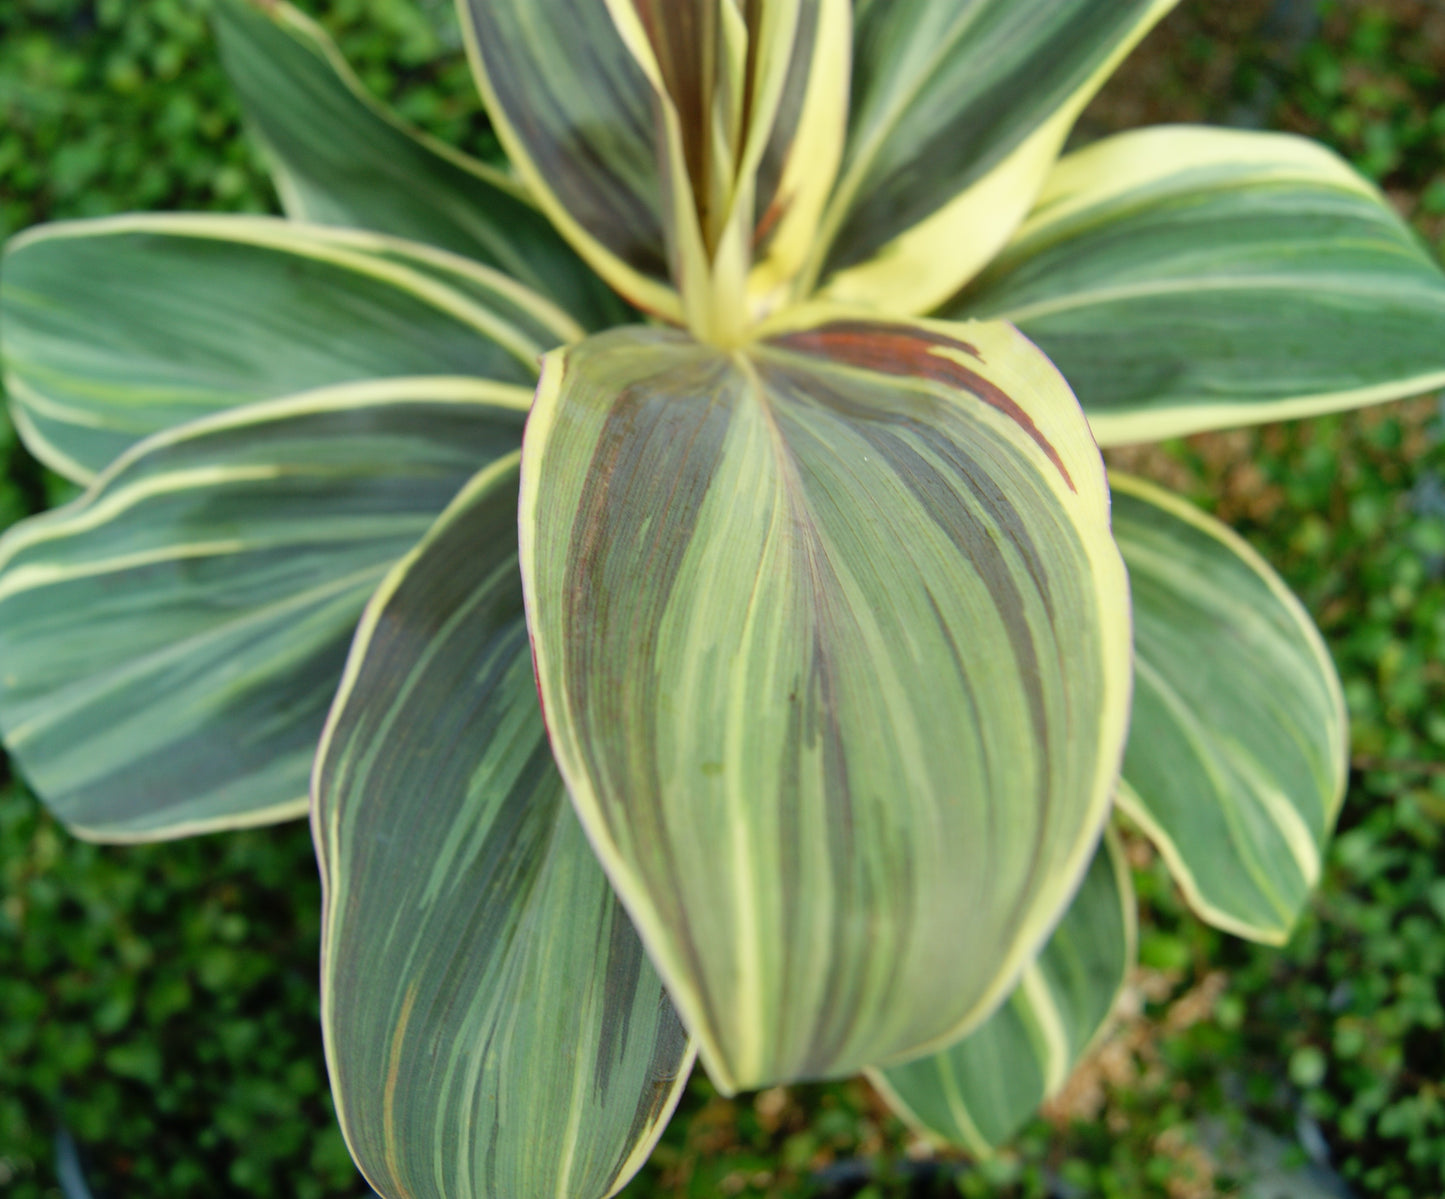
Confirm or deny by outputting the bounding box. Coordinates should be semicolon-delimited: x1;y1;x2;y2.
4;0;1445;1193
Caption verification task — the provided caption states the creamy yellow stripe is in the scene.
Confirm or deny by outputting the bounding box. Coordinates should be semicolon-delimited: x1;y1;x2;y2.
6;395;97;484
68;794;310;845
995;272;1438;326
865;1064;994;1159
248;128;314;221
600;0;663;88
247;375;535;413
1103;823;1139;986
599;1042;698;1199
596;0;755;345
0;540;248;602
1131;650;1294;917
0;377;529;568
551;1026;594;1199
382;981;420;1182
363;232;585;347
817;106;1067;311
5;371;118;428
749;0;850;315
13;370;529;431
717;0;750;169
1019;125;1376;240
815;3;992;235
1227;752;1324;886
708;1;808;330
1092;366;1445;446
0;466;285;571
732;0;804;189
1019;966;1070;1095
1114;780;1290;946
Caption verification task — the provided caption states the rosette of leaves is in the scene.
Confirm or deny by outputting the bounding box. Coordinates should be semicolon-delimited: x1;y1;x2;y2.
2;1;1444;1194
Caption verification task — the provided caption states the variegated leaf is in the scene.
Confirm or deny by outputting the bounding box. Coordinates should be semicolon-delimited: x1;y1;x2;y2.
456;0;680;318
872;831;1135;1154
211;0;626;330
0;215;575;481
950;126;1445;444
457;0;847;328
1112;474;1347;944
0;380;525;841
607;0;752;249
618;0;848;324
598;0;757;341
596;0;848;336
805;0;1176;314
519;314;1131;1093
315;454;693;1199
748;0;850;314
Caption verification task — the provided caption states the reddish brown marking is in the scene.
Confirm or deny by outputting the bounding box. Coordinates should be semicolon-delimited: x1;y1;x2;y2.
772;320;1076;492
753;193;787;249
633;0;713;233
527;633;554;743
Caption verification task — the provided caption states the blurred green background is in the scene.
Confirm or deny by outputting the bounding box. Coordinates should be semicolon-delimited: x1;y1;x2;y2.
1;1;1443;1196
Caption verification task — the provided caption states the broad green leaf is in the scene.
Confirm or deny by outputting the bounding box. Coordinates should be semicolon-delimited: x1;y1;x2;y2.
315;454;693;1199
210;0;627;331
872;831;1135;1154
805;0;1176;314
950;126;1445;444
456;0;681;319
0;214;576;480
519;314;1131;1093
1111;474;1348;944
0;379;526;841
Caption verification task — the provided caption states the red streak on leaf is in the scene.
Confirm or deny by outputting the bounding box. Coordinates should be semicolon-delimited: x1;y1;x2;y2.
753;194;786;248
773;320;1076;492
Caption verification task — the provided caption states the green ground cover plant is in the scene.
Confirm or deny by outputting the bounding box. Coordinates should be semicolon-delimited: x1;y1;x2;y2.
2;2;1444;1197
